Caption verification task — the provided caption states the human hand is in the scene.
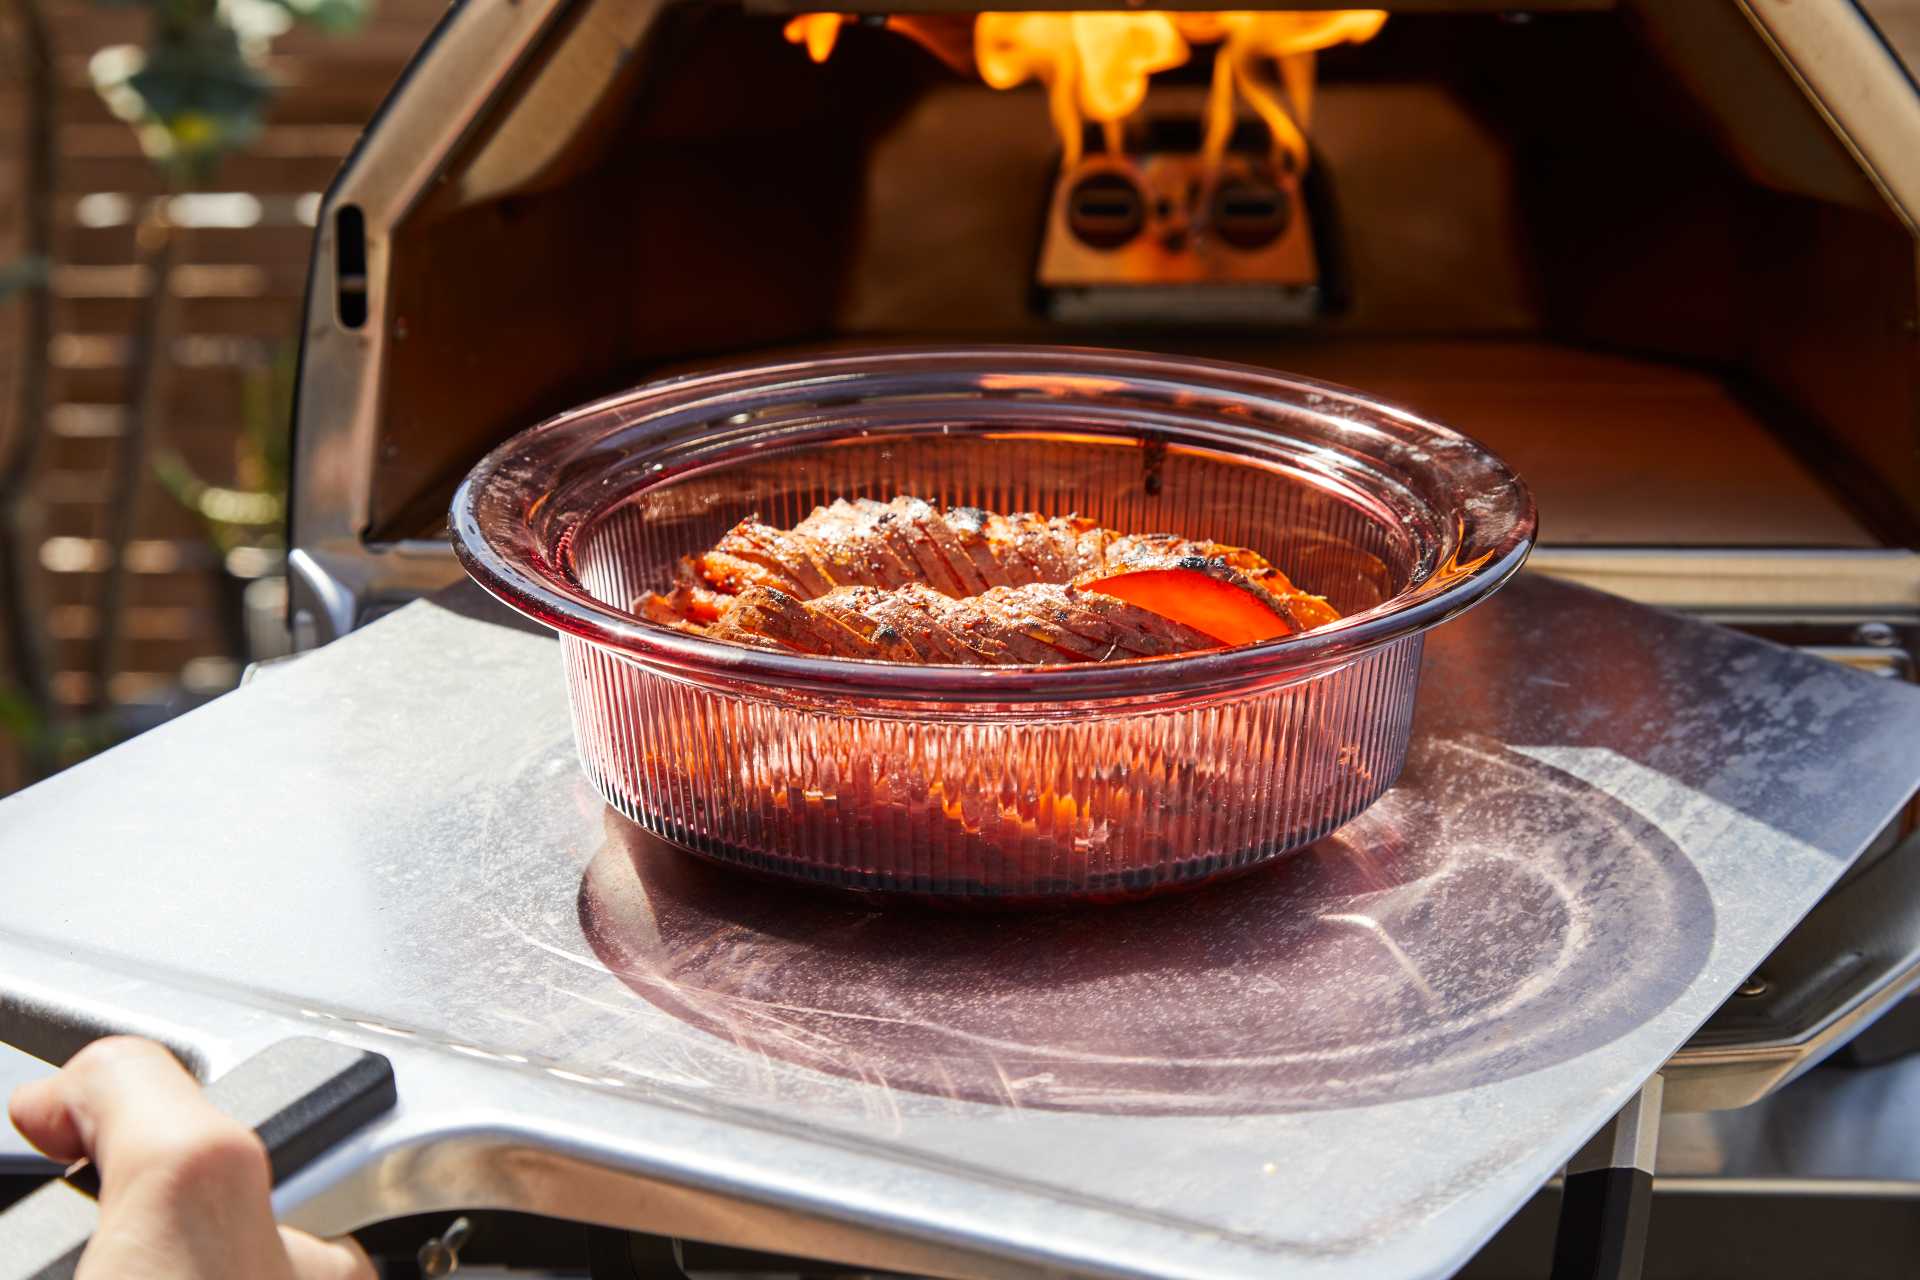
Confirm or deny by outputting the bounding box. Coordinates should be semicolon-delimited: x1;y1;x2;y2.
7;1036;374;1280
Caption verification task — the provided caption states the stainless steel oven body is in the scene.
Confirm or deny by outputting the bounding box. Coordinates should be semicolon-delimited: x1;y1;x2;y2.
287;0;1920;649
285;0;1920;1102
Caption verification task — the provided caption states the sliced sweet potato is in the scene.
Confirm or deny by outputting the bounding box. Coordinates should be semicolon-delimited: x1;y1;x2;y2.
1082;566;1299;646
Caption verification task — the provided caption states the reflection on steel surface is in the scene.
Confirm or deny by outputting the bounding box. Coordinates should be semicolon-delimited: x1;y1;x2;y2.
580;736;1712;1115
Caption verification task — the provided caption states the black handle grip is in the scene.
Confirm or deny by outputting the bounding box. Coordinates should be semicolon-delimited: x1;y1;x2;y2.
1550;1075;1662;1280
0;1037;396;1280
1551;1166;1654;1280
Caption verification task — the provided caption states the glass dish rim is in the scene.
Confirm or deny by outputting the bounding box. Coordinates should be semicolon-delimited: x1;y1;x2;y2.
450;344;1536;703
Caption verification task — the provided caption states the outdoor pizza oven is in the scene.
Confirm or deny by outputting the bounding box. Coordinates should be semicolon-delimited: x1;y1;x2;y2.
3;0;1900;1271
285;0;1920;1078
287;0;1920;672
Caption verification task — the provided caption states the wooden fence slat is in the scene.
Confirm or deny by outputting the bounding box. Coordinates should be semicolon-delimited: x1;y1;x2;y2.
58;296;314;336
46;79;411;128
53;154;354;196
55;123;362;160
53;366;269;418
44;490;208;543
58;227;319;269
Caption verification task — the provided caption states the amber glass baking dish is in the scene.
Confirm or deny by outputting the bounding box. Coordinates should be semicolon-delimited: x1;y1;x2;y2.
453;346;1534;901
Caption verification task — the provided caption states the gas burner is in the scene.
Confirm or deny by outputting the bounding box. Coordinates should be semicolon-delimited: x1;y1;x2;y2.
1039;141;1324;325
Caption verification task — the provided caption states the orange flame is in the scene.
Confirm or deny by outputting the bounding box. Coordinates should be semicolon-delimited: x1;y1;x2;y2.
784;13;980;74
975;13;1189;169
787;10;1386;175
1181;11;1386;171
784;12;848;63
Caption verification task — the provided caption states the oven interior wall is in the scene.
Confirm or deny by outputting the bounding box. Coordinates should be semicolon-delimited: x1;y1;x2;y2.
364;2;1920;555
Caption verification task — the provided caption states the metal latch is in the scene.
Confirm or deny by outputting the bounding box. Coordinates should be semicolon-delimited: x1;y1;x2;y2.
417;1216;473;1277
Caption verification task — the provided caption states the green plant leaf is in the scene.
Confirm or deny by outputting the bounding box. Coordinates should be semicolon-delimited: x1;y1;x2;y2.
0;256;49;304
93;23;273;179
262;0;371;35
152;447;283;555
152;447;209;510
130;38;271;127
89;0;377;185
0;685;42;740
240;344;294;496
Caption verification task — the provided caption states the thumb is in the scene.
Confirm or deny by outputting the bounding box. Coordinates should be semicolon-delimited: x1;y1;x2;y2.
29;1038;295;1280
43;1038;254;1200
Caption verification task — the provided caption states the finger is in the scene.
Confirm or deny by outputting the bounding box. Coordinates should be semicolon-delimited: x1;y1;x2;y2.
43;1039;292;1280
53;1038;265;1202
7;1074;85;1164
279;1228;379;1280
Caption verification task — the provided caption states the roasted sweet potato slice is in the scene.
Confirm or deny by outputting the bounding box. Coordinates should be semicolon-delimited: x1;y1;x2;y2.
1083;566;1299;646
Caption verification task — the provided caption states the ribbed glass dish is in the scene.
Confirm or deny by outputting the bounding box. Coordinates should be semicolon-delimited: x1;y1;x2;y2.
453;347;1535;902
